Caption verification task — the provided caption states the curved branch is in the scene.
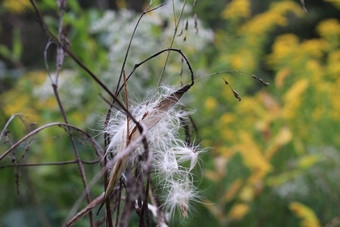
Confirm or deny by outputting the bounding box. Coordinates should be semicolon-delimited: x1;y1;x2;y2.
0;122;103;161
117;48;195;96
114;2;166;96
0;159;100;168
0;113;22;142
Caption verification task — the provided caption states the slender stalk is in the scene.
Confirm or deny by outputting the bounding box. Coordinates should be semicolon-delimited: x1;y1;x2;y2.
0;113;21;142
114;2;164;96
117;48;195;96
0;122;103;161
157;0;187;86
52;84;94;227
66;125;148;225
0;159;99;168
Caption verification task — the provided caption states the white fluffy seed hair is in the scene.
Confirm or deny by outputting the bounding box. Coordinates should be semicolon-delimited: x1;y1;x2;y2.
105;87;203;217
163;177;199;218
105;87;188;156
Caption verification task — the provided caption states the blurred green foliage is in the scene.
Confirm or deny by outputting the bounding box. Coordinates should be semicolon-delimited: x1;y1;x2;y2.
0;0;340;226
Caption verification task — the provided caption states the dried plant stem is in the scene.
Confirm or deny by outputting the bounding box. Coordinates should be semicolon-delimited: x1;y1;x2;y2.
117;48;195;96
103;152;113;227
114;1;165;96
25;171;52;227
0;122;103;161
0;159;99;168
52;84;94;227
124;69;130;145
300;0;308;13
158;0;187;86
65;193;105;227
0;113;22;142
66;125;148;225
115;180;123;227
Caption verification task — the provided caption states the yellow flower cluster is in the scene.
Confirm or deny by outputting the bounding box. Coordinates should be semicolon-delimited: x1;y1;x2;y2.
2;0;31;14
330;78;340;120
283;79;309;119
204;96;218;111
290;202;321;227
1;71;48;123
236;132;272;184
202;2;340;224
240;1;303;36
267;34;299;65
228;203;250;220
317;19;340;39
325;0;340;9
222;0;250;20
327;50;340;77
231;50;255;70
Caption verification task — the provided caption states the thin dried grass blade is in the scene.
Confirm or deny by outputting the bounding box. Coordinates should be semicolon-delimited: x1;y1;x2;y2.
232;89;241;102
194;14;198;34
300;0;307;13
66;193;104;226
251;74;270;86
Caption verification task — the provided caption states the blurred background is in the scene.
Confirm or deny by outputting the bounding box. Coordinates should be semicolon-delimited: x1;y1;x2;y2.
0;0;340;226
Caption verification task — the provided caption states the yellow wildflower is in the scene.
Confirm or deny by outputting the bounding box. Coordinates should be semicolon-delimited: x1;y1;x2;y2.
2;0;31;14
267;34;299;65
282;79;309;119
224;179;243;201
237;132;272;183
240;1;302;36
325;0;340;9
327;50;340;78
290;202;321;227
306;60;323;85
284;79;309;102
221;129;235;141
239;185;254;202
300;39;328;58
204;97;218;111
231;50;255;71
265;127;292;160
275;68;291;88
222;0;250;20
317;19;340;38
330;78;340;120
221;113;235;125
228;203;250;220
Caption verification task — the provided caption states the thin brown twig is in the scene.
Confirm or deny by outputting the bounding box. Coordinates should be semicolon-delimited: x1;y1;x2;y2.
65;193;105;227
114;2;166;96
0;113;22;142
158;0;188;86
117;48;195;96
0;122;103;161
115;180;123;227
300;0;308;13
52;74;94;227
66;124;148;225
0;159;100;168
103;153;113;226
52;0;94;223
